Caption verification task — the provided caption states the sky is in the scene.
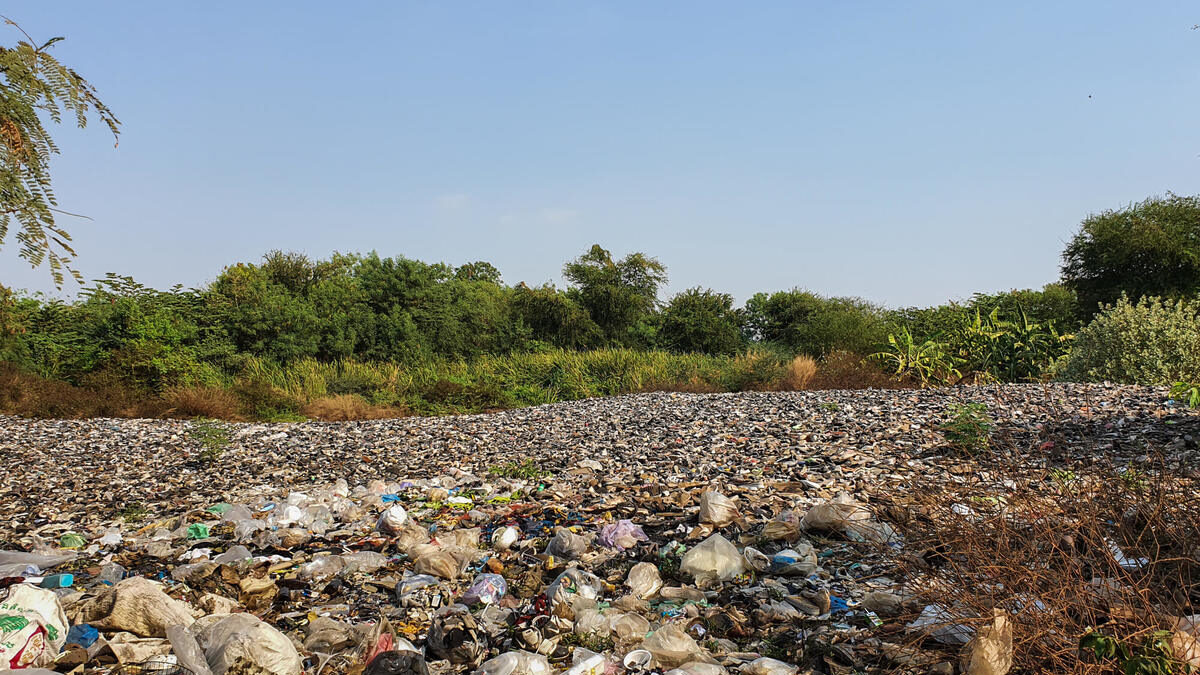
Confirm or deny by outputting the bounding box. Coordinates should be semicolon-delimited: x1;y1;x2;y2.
1;2;1198;307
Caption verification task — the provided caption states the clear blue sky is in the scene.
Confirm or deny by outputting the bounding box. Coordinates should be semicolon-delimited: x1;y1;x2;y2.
2;2;1198;307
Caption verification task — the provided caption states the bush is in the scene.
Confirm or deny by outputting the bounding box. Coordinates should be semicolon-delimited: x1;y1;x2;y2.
1056;296;1200;385
657;287;745;355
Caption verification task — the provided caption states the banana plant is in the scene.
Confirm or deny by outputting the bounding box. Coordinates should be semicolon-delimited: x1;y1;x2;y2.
870;327;962;387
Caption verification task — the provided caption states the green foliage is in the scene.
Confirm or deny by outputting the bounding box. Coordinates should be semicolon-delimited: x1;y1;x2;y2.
488;458;549;480
1171;381;1200;408
0;20;120;285
1056;296;1200;385
870;327;961;386
952;306;1072;382
1062;194;1200;315
940;403;992;455
657;287;745;355
188;418;230;463
562;244;667;346
1080;631;1185;675
743;289;888;357
510;283;602;350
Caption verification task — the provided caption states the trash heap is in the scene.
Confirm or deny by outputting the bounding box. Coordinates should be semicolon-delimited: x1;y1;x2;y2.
0;384;1196;675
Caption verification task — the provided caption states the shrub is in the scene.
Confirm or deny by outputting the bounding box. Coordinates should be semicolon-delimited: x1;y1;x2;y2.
940;402;992;454
231;377;304;421
1056;296;1200;385
657;287;745;355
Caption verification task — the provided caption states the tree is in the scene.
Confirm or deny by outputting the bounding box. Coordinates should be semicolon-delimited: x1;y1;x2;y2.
1061;195;1200;315
657;287;744;355
0;19;119;285
743;289;888;357
562;244;667;346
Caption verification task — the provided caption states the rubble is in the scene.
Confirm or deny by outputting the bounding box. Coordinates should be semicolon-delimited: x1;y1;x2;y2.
0;383;1195;674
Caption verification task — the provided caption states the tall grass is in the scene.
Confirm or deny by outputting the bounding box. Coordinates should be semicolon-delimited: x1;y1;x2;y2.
1;348;902;421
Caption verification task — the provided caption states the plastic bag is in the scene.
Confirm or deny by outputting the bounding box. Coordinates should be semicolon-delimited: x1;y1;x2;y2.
463;573;507;605
344;551;389;574
546;528;590;559
599;520;648;551
545;569;603;620
907;604;974;645
1174;615;1200;669
0;584;69;668
0;550;75;578
741;547;770;572
666;663;727;675
740;657;798;675
626;562;663;599
75;576;196;638
573;608;611;636
642;624;713;669
366;650;430;675
474;650;551;675
769;544;817;576
960;610;1012;675
760;520;801;542
680;534;746;585
414;550;466;580
397;574;441;600
437;528;481;549
801;493;896;542
801;493;870;532
492;526;520;551
698;491;739;527
299;555;346;581
377;505;410;534
193;612;303;675
167;624;214;675
611;612;651;641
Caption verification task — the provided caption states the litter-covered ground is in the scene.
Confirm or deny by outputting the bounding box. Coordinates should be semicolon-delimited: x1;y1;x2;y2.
0;384;1198;675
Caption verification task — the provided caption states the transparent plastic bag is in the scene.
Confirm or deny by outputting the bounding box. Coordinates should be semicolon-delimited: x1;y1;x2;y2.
698;491;739;527
643;624;713;669
680;534;746;584
626;562;663;599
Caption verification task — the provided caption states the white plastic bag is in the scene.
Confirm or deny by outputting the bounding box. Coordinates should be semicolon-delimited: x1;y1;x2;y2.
643;624;713;669
680;534;746;585
475;650;552;675
0;584;69;668
740;657;798;675
193;612;302;675
377;505;409;534
626;562;663;599
698;491;739;527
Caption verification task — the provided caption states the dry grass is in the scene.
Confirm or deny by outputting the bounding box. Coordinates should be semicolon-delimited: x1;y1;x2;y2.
301;394;405;421
162;386;244;420
780;355;817;390
0;363;165;419
878;451;1200;673
811;350;907;390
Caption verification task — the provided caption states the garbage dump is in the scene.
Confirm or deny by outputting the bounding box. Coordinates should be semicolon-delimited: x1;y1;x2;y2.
0;384;1195;674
